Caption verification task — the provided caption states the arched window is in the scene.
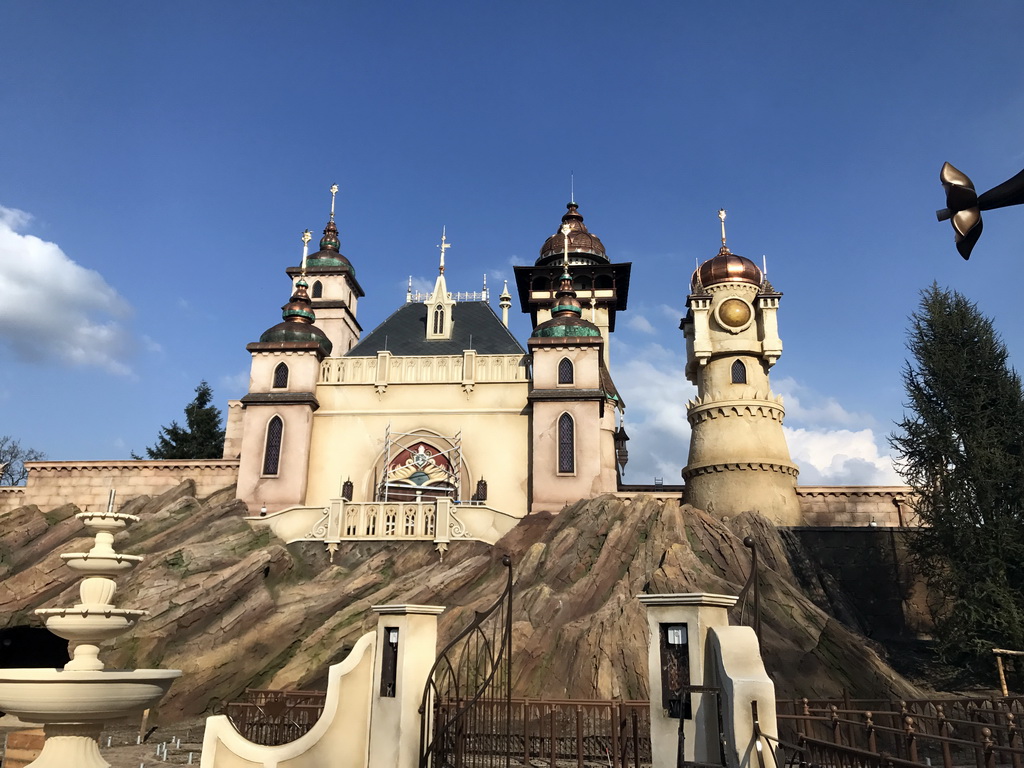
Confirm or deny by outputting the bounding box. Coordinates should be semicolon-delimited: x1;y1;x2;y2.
731;359;747;384
433;305;445;335
273;362;288;389
262;416;283;475
558;413;575;474
532;276;550;291
595;275;613;291
573;275;592;292
558;357;574;385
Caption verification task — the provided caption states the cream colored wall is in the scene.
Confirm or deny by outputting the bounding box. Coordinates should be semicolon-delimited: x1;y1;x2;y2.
530;400;618;513
249;351;320;394
0;461;239;515
236;405;314;514
200;630;376;768
303;377;530;518
223;401;244;459
531;345;602;390
797;485;916;527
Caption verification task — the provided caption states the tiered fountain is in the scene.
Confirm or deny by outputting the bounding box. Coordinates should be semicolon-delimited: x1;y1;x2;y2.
0;497;181;768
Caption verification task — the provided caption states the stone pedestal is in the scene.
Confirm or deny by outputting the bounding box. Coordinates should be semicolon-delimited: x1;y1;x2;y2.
639;593;737;768
367;604;445;768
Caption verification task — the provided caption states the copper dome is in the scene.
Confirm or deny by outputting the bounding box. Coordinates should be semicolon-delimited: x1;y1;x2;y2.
692;247;762;290
537;202;608;266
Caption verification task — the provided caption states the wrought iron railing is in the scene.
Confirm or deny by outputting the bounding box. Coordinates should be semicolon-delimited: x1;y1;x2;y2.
419;555;514;768
224;689;327;746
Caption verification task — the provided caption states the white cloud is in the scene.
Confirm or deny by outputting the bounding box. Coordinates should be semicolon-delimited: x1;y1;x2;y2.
772;376;874;428
612;341;695;483
626;314;656;334
658;303;685;321
0;206;134;375
785;426;902;485
218;369;251;396
611;344;902;487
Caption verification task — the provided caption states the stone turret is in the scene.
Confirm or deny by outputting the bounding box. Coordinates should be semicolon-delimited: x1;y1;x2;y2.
680;213;800;525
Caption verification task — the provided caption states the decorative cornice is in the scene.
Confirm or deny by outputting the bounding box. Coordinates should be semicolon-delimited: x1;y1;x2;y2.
24;460;240;473
682;461;799;480
796;485;913;499
687;399;785;424
528;388;606;402
240;392;320;410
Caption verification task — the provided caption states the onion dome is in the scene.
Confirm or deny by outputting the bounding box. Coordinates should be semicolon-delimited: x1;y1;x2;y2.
691;246;762;291
531;271;602;338
537;202;608;266
259;279;334;355
305;219;356;276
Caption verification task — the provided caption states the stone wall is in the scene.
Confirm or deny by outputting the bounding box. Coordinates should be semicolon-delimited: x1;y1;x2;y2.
796;485;916;527
0;460;240;515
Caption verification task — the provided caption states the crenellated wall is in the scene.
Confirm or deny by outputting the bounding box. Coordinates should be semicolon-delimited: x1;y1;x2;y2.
0;460;240;515
796;485;916;528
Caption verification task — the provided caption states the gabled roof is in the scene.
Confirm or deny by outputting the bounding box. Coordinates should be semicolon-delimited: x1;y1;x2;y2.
347;301;526;357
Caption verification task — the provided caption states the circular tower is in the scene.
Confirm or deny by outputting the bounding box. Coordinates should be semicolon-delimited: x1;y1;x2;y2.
680;221;800;525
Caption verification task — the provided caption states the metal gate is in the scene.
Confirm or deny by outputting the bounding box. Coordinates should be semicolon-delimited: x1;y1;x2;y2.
418;555;513;768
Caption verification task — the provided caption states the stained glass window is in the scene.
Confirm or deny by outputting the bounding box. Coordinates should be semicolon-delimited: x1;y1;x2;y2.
262;416;283;475
558;357;574;385
273;362;288;389
558;413;575;473
731;359;746;384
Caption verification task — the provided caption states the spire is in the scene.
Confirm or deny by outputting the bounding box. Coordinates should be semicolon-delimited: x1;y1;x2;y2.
437;226;451;274
319;184;341;252
300;229;312;274
482;272;489;301
499;280;512;327
281;278;316;324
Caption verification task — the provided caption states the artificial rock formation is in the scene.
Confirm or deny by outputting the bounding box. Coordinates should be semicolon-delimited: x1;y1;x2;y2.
0;481;921;719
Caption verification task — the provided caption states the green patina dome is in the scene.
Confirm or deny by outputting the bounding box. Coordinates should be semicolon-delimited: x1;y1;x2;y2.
258;278;333;355
305;220;356;275
531;319;603;338
259;322;334;355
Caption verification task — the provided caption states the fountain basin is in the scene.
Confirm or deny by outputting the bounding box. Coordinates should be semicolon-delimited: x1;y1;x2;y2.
39;610;146;642
0;668;182;722
61;553;143;576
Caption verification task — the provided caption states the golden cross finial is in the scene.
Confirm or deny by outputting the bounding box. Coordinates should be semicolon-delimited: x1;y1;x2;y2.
718;208;728;247
329;184;339;222
301;229;312;273
437;226;451;274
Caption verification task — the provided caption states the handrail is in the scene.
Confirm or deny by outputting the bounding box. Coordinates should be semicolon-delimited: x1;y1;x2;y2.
736;536;761;644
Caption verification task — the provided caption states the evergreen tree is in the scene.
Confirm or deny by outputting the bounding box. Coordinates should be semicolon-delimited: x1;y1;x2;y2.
891;284;1024;665
139;381;225;460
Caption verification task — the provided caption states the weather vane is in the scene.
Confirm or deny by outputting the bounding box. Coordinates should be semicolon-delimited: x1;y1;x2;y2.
938;163;1024;260
437;226;451;274
329;184;339;223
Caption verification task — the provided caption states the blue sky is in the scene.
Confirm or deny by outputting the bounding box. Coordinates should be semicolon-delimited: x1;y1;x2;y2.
2;2;1023;486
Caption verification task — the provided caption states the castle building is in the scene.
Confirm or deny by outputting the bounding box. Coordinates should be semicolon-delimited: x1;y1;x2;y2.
227;194;626;521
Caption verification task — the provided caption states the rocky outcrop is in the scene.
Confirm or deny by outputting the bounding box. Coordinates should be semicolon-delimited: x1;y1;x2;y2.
0;482;921;719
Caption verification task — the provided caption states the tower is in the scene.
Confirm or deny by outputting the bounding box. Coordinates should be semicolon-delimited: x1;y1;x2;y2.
680;211;800;525
285;185;365;356
528;223;623;513
236;233;333;514
513;201;631;365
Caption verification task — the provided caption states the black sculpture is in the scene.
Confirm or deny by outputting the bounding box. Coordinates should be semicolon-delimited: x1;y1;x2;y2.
937;162;1024;260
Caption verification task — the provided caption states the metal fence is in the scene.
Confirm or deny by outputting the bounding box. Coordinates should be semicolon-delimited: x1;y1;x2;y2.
224;689;327;746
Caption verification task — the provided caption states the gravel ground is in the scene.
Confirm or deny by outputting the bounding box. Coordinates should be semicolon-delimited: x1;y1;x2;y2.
0;714;209;768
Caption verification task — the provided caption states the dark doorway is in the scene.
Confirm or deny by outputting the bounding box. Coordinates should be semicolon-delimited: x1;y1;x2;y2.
0;626;70;669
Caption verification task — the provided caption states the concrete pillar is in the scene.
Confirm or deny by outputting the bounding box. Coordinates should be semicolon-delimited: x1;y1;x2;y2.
367;604;445;768
639;593;737;768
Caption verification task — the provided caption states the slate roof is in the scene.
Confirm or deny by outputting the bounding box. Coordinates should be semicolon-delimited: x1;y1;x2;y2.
347;302;526;357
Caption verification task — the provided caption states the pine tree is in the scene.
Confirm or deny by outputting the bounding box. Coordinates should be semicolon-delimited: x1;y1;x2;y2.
139;381;225;460
891;284;1024;664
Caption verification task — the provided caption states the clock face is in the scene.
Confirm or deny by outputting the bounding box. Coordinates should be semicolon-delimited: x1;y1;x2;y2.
718;297;751;329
